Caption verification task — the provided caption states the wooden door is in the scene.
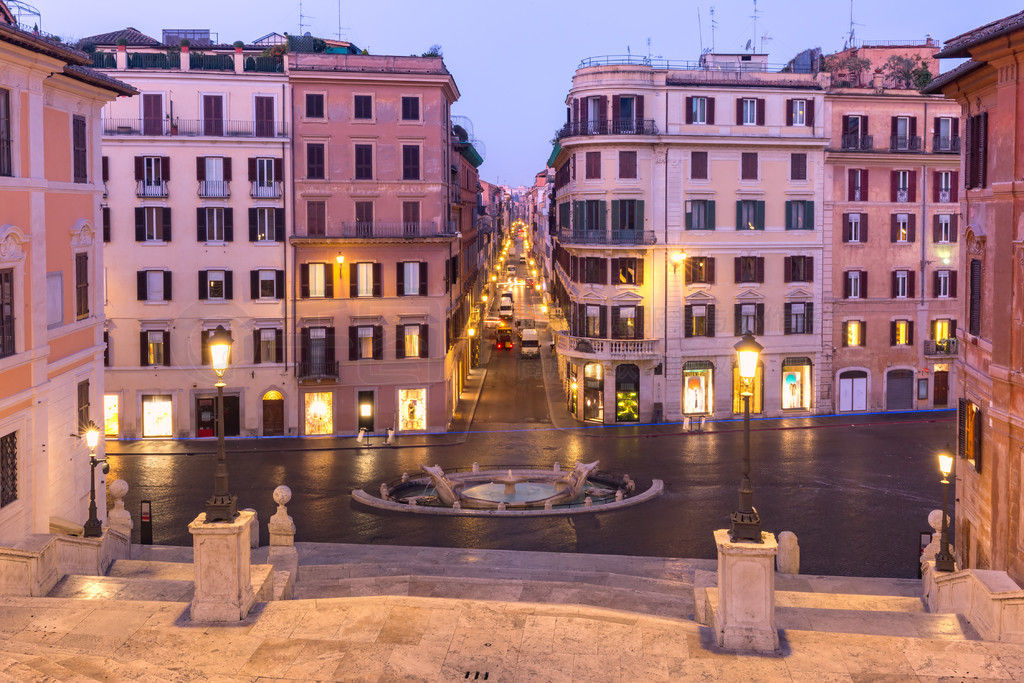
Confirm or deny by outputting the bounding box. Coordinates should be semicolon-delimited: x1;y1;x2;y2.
262;398;284;436
142;94;163;135
203;95;223;136
933;371;949;407
255;96;274;137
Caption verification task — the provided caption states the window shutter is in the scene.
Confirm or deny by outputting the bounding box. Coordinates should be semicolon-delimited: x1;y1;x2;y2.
784;256;792;283
248;208;258;241
349;264;358;297
933;215;941;243
861;213;869;242
862;169;869;199
848;169;855;201
806;201;814;229
137;271;147;300
396;324;406;359
636;258;644;285
636;95;644;122
891;271;899;298
299;328;310;365
979;112;988;187
196;208;206;241
784;303;792;334
223;157;232;182
842;322;849;347
910;116;918;143
932;271;940;298
325;265;334;298
102;206;110;243
969;259;982;335
734;304;743;335
755;201;765;229
599;306;607;338
610;307;621;339
396;262;405;297
299;264;310;298
250;271;259;299
636;200;644;229
890;321;897;345
735;200;743;230
806;100;815;128
863;115;870;138
610;200;620;231
635;306;644;339
785;99;793;126
842;115;850;135
844;273;851;298
420;324;429;358
196;156;206;181
756;98;765;125
861;271;869;297
957;398;967;456
890;116;898;137
684;259;692;284
843;214;851;242
806;303;814;333
755;303;764;335
373;262;382;297
966;118;975;187
139;331;148;366
706;304;716;337
610;258;619;284
275;208;285;239
161;157;170;181
253;329;262;363
950;271;958;298
707;97;715;124
890;171;898;203
201;330;211;366
418;262;427;295
735;98;743;125
224;209;233;241
612;95;621;121
162;208;172;241
685;97;693;124
734;257;741;283
248;157;256;181
908;320;915;344
785;200;793;229
599;201;607;231
807;257;814;282
224;271;233;299
951;214;958;243
198;271;208;300
134;156;144;181
908;214;916;243
324;327;336;366
101;156;109;182
708;257;716;283
951;173;959;203
933;171;940;203
707;201;716;229
909;170;917;202
685;305;693;337
974;407;983;472
908;271;915;298
348;326;358;361
373;326;383;360
164;271;172;300
890;214;898;242
600;258;608;285
755;257;764;283
135;208;145;241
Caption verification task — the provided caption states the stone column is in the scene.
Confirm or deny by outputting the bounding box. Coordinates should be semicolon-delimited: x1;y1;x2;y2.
106;479;133;538
188;510;256;622
713;528;779;652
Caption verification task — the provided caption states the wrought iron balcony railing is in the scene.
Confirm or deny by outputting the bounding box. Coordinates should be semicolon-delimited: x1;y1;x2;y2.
557;119;658;139
932;135;961;153
840;134;873;150
890;135;922;151
338;221;457;239
198;180;230;198
250;181;282;199
938;189;951;203
557;228;657;246
136;180;167;198
103;118;288;138
896;188;909;202
924;338;958;357
297;360;340;380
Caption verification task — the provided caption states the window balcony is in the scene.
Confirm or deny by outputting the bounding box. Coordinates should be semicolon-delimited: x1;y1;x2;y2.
932;135;961;153
136;180;167;198
938;189;951;203
840;134;873;150
924;338;958;357
103;118;288;138
338;221;457;239
297;360;339;380
889;135;922;151
557;118;658;139
554;331;661;361
557;228;656;246
198;180;230;198
896;188;909;202
250;181;282;199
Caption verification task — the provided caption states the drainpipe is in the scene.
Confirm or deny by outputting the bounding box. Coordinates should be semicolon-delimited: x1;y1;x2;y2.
920;101;929;309
662;90;669;420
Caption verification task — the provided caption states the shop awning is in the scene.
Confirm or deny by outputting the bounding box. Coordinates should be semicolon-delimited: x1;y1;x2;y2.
547;142;562;167
782;356;812;366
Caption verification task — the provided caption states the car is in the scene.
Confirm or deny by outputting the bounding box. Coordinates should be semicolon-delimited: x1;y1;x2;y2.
519;328;540;358
484;314;502;329
515;318;535;331
526;278;535;287
519;255;526;264
494;328;514;350
506;264;516;275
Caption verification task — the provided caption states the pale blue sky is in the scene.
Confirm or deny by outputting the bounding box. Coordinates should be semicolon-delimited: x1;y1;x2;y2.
24;0;1021;187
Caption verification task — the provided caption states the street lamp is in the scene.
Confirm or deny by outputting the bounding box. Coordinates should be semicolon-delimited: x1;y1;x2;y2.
935;450;956;571
83;420;107;537
205;325;237;522
730;332;764;542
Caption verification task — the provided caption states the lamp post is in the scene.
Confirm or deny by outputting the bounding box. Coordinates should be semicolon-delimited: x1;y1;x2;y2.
205;325;237;522
935;451;956;571
730;332;764;542
83;420;106;537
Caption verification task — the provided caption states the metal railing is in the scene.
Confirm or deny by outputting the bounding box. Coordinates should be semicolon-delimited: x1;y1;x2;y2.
932;135;961;153
840;134;873;150
243;56;283;73
250;181;281;198
554;331;660;359
924;338;958;357
0;315;14;359
297;360;339;380
198;180;230;198
90;52;116;69
103;118;287;138
136;180;167;198
938;189;952;203
338;221;455;238
576;55;808;73
127;52;180;69
896;188;909;202
557;228;657;245
557;119;658;139
190;53;234;71
890;135;922;151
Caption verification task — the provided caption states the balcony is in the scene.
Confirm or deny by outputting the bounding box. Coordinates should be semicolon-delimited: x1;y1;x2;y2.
198;180;230;198
841;134;873;150
136;180;167;198
90;52;116;69
889;135;922;152
924;338;958;357
243;56;284;73
557;228;657;246
297;360;339;380
939;189;951;203
126;52;181;70
338;221;457;239
251;181;282;199
557;118;658;140
896;188;909;202
190;53;234;71
932;135;961;153
554;332;661;360
103;118;288;138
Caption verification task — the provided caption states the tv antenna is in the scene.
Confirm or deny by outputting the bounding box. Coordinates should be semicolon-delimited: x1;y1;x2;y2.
709;6;717;52
336;0;351;41
760;32;772;53
697;8;704;55
298;0;314;36
844;0;863;49
750;0;761;52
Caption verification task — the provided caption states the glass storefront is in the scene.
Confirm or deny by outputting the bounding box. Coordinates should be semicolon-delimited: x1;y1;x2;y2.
304;391;333;435
103;394;119;436
142;395;172;437
615;364;639;422
682;361;714;414
781;357;812;410
583;363;603;422
732;364;764;414
398;388;427;431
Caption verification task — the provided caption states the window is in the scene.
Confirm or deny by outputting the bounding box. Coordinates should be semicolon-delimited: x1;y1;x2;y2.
402;145;420;181
138;156;166;196
574;199;605;231
75;253;88;320
683;361;714;415
138;270;170;301
306;142;325;179
893;214;909;243
848;169;866;201
401;96;419;121
403;202;420;233
252;157;279;196
356;262;375;297
142;329;169;366
844;213;865;243
354;144;373;180
252;269;283;300
616;96;635;132
201;270;231;300
251;207;281;242
583;305;604;338
893;270;911;299
202;207;227;242
734;303;763;336
354;201;373;235
72;115;87;183
305;93;324;119
399;261;425;296
933;319;956;347
935;116;956;150
690;96;708;124
618;151;637;179
612;199;642;231
965;113;988;189
611;306;641;339
0;269;13;358
196;156;228;198
934;270;957;299
255;328;282;363
77;379;90;433
785;255;813;283
615;364;639;422
685;304;715;337
354;325;377;360
685;257;715;284
741;152;758;180
46;272;62;327
842;320;865;347
0;89;10;177
790;153;807;181
585;151;601;179
844;270;866;299
781;358;812;410
141;395;173;437
691;151;708;179
736;200;764;230
353;94;372;119
613;257;641;285
791;99;806;125
892;170;915;202
843;115;867;149
400;324;422;358
891;319;913;346
1;431;17;508
307;201;326;236
304;263;329;298
785;303;813;334
959;398;982;471
786;201;814;230
686;199;715;230
735;256;763;283
891;115;916;150
741;98;757;125
934;215;952;243
969;259;982;336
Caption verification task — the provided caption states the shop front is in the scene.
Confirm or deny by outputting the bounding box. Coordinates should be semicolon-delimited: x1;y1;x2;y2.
142;394;173;437
781;357;813;411
104;394;119;436
682;360;714;415
583;362;603;422
303;391;334;435
615;364;639;422
732;363;764;414
398;388;427;431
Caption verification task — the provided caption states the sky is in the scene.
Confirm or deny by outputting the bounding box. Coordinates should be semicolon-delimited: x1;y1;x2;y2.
20;0;1022;188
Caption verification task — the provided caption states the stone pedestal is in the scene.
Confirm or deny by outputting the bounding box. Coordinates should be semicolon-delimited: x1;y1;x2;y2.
188;511;256;622
713;528;779;652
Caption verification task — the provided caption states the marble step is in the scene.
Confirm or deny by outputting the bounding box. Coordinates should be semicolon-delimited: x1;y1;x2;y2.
48;561;275;602
0;639;200;683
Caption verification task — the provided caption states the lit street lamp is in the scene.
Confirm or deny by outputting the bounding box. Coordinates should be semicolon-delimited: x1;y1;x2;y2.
205;325;237;522
935;450;956;571
730;332;764;542
83;420;106;537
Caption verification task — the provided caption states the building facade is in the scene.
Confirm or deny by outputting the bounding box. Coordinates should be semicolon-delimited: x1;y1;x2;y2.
0;7;134;542
927;11;1024;584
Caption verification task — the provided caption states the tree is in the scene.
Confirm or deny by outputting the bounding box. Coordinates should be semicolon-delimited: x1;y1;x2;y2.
421;44;443;58
883;54;932;90
824;52;872;87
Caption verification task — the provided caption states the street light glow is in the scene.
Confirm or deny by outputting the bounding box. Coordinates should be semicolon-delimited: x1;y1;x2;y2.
939;454;953;477
209;325;233;378
85;421;99;451
734;333;763;381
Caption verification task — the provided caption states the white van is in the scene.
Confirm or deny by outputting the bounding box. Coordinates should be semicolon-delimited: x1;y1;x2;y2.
499;297;514;318
519;328;540;358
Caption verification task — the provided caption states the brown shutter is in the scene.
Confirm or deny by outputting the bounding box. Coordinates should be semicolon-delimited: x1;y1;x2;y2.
223;157;232;182
350;264;358;297
161;157;170;181
636;258;644;285
806;100;814;128
685;96;693;124
890;171;898;203
843;273;851;298
253;329;262;363
933;171;940;203
891;271;898;298
861;271;868;297
784;256;792;282
951;272;958;298
636;95;644;122
706;305;716;337
933;270;940;298
785;99;793;126
848;170;855;201
842;322;849;347
102;156;108;182
755;304;764;335
707;97;715;124
396;324;406;359
396;262;405;296
708;257;716;283
951;173;959;203
734;257;741;283
373;263;382;297
861;213;869;242
951;214;959;243
196;157;205;181
134;156;144;180
324;264;333;298
299;264;309;298
348;327;358;361
612;95;621;121
842;214;851;242
908;214;916;243
735;98;743;125
139;331;148;366
908;271;916;297
248;157;256;181
909;170;917;202
933;215;940;243
419;324;429;358
756;98;765;125
890;214;898;242
842;114;850;135
755;257;764;283
784;303;792;334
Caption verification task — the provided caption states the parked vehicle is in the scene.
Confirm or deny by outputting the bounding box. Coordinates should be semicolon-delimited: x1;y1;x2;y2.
499;299;514;319
495;328;514;350
519;328;540;358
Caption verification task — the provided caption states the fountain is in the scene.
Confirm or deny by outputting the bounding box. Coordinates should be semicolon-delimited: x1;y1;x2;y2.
417;461;601;509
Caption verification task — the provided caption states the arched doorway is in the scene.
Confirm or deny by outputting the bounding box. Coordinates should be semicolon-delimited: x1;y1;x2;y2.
886;369;914;411
262;390;284;436
838;370;867;412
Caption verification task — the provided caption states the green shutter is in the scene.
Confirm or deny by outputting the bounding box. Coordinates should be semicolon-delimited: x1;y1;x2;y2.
611;200;621;230
598;201;607;231
785;200;793;230
635;200;644;231
805;201;814;230
756;201;766;230
707;201;716;230
573;201;582;231
736;200;743;230
685;201;693;230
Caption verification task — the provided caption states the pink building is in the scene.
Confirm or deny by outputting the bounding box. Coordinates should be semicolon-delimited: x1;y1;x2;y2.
0;5;134;542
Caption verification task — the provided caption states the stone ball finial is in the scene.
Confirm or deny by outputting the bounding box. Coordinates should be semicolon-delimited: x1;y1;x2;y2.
273;485;292;506
928;509;944;533
109;479;129;499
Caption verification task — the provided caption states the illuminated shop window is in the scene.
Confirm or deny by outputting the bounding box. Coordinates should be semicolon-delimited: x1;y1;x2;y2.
103;394;119;436
142;395;172;437
682;360;714;415
781;357;812;410
732;364;764;414
304;391;333;435
615;364;639;422
398;388;427;431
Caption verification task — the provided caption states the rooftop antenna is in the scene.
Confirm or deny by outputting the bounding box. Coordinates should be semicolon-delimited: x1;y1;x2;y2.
336;0;351;41
298;0;314;36
697;7;704;55
710;6;717;52
760;32;772;53
844;0;862;50
750;0;760;52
